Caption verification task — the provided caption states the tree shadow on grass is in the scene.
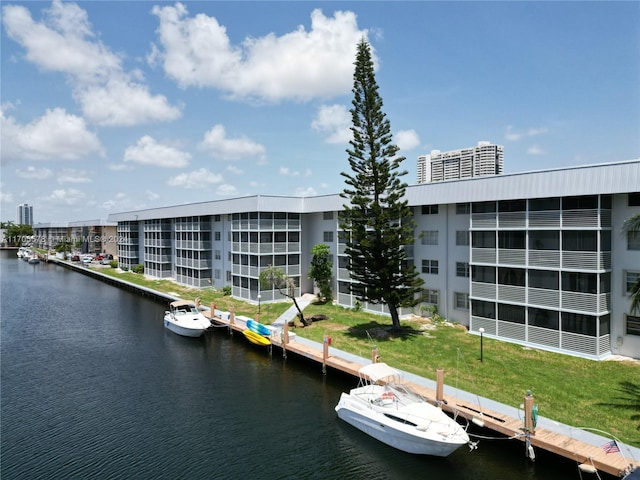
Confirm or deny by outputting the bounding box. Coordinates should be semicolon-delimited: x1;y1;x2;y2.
596;381;640;434
345;321;423;342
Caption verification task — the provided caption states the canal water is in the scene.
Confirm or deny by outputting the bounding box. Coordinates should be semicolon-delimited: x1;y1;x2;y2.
0;250;596;479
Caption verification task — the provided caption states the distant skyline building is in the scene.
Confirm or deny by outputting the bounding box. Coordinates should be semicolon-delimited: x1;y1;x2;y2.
417;141;504;183
17;203;33;225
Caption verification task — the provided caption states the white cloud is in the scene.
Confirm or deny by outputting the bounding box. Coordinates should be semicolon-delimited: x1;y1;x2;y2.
76;79;181;127
145;190;160;201
226;165;243;175
279;166;299;177
151;5;372;102
0;183;13;203
216;184;239;196
294;186;317;196
312;104;351;144
16;166;54;180
107;163;133;171
101;192;128;211
57;168;92;184
42;187;86;206
395;129;420;151
124;135;190;168
1;107;103;162
527;145;546;155
505;125;548;142
2;0;181;126
199;124;266;161
167;168;223;188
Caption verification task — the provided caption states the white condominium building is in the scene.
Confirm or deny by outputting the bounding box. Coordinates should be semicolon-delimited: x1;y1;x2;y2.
108;159;640;361
417;141;504;183
17;203;34;225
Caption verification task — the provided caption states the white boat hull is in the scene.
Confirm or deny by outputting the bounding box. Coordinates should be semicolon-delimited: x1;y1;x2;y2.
334;363;470;457
163;300;212;338
163;318;207;337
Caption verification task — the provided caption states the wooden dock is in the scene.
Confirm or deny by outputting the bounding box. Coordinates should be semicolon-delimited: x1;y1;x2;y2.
204;308;639;479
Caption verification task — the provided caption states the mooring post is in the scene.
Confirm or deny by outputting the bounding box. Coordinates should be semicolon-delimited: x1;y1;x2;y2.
322;335;329;375
210;302;215;321
282;322;289;359
436;368;444;403
524;390;535;433
372;346;379;364
229;306;235;335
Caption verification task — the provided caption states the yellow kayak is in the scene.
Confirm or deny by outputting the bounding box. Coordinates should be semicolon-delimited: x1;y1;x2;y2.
243;328;271;346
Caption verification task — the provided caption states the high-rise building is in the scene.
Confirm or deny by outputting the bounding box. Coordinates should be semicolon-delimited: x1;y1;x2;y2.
17;203;33;225
417;141;503;183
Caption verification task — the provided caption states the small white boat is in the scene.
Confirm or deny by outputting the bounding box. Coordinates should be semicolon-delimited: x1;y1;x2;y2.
17;247;28;258
335;362;471;457
163;300;212;337
28;253;40;264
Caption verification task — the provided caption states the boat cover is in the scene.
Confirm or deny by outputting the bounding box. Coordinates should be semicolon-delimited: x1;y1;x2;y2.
359;363;400;383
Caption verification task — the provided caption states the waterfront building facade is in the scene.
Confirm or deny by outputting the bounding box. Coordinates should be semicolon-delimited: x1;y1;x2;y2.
108;160;640;360
33;220;117;257
417;141;504;183
17;203;34;225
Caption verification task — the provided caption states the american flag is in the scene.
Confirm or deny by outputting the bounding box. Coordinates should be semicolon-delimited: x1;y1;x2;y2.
601;440;620;454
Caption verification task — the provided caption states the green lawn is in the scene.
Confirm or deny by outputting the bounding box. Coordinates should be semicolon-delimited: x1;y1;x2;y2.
91;265;640;448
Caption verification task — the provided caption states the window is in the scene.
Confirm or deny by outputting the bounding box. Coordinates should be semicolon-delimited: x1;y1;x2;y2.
421;231;438;245
529;197;560;211
471;299;495;318
214;269;221;280
423;289;439;305
456;262;469;277
528;307;559;330
626;271;640;293
472;201;496;213
563;195;597;210
454;292;469;310
214;250;221;260
421;205;439;215
215;231;221;241
323;231;334;242
627;315;640;336
628;231;640;251
472;265;496;284
456;231;469;246
563;231;597;251
498;199;526;212
422;259;438;274
529;231;559;250
629;192;640;207
456;203;470;214
562;272;597;294
529;270;559;290
498;231;525;249
562;312;596;336
472;231;495;248
498;304;525;324
323;211;334;220
498;268;525;286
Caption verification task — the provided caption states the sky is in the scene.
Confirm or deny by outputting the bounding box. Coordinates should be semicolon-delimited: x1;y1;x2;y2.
1;1;639;224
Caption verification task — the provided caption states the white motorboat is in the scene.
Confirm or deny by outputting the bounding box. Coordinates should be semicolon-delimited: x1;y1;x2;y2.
17;247;28;258
28;253;40;264
163;300;212;337
335;362;471;457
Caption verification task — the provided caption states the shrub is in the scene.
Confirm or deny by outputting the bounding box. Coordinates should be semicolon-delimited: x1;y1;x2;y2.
222;285;232;296
110;260;118;268
132;264;144;274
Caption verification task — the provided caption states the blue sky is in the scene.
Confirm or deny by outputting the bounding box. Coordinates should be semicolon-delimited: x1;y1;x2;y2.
1;1;638;223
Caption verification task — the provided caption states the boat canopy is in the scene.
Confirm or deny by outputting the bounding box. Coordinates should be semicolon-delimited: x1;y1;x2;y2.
358;363;401;383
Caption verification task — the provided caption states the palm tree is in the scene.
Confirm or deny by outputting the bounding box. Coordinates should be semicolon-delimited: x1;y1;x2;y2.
622;213;640;313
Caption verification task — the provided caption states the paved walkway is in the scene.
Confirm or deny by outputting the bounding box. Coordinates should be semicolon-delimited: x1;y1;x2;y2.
272;293;317;327
275;295;640;468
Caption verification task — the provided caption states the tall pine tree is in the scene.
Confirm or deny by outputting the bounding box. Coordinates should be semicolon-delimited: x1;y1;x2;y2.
340;39;424;333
